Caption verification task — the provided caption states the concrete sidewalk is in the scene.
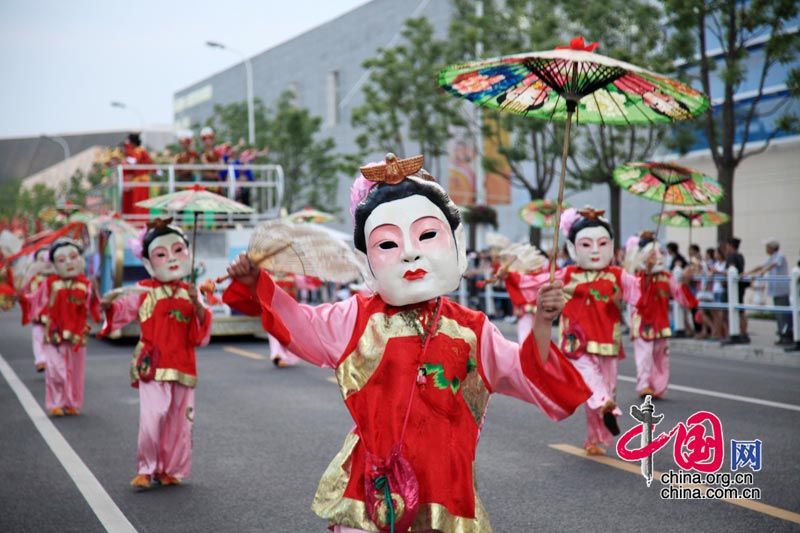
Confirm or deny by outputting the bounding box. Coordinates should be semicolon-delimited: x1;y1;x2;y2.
491;317;800;367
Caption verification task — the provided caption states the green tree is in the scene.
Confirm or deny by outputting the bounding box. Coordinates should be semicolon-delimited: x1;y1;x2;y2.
664;0;800;243
561;0;680;241
352;17;465;175
0;179;22;222
19;183;57;230
206;92;351;213
448;0;566;245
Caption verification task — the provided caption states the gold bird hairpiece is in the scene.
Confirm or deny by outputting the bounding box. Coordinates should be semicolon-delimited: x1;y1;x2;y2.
578;207;606;220
359;153;426;184
146;217;175;230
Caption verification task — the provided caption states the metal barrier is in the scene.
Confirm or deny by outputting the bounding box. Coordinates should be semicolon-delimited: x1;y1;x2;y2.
677;267;800;345
108;163;284;225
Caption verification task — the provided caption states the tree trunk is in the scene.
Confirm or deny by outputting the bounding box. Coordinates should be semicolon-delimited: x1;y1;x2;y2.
608;182;622;243
529;225;541;247
716;164;735;245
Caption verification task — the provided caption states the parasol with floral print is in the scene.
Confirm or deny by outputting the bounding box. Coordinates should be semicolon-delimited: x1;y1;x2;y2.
650;208;729;245
519;199;571;228
439;36;709;279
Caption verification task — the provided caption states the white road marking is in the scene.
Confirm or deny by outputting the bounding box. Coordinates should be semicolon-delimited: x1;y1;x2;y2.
0;353;137;533
618;375;800;412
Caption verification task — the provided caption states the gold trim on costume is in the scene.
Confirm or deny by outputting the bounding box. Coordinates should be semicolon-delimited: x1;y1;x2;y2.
138;285;191;323
311;433;493;532
154;368;197;388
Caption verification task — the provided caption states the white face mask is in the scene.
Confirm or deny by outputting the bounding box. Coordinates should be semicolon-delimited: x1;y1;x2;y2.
567;225;614;270
637;241;666;273
53;245;85;279
356;194;467;306
141;233;192;282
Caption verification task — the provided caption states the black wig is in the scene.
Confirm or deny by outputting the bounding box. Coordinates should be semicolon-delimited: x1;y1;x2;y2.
49;238;83;262
567;216;614;244
353;176;461;254
141;221;188;260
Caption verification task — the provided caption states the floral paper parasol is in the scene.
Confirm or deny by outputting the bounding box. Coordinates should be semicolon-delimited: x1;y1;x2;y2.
613;162;723;206
286;207;335;224
438;36;709;280
519;199;570;228
651;209;729;228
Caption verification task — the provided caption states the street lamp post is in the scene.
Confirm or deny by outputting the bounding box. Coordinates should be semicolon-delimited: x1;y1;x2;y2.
41;134;71;194
110;101;145;130
206;41;255;145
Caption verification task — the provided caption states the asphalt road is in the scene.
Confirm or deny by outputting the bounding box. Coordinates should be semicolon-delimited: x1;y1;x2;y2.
1;307;799;533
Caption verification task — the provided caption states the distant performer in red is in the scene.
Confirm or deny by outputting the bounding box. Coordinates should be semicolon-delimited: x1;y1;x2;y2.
20;248;55;372
122;133;153;218
29;239;101;417
100;218;211;490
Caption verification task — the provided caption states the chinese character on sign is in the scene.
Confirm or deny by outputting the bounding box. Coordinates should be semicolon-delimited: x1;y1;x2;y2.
731;439;762;472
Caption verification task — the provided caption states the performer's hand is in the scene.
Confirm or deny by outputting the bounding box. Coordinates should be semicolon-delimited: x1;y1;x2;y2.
535;281;564;323
227;252;259;289
99;296;113;312
187;284;200;304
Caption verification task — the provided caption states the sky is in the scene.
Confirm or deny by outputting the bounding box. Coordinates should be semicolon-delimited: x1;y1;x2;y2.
0;0;371;139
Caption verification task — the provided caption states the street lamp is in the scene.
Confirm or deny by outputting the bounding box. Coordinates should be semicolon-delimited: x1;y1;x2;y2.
40;134;71;189
206;40;255;145
110;101;145;129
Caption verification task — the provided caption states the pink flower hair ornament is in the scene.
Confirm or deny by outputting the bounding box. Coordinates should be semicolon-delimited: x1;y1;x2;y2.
349;173;378;221
128;227;148;260
559;207;581;237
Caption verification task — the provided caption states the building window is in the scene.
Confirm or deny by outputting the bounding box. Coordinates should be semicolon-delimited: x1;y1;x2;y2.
326;70;340;127
173;84;213;113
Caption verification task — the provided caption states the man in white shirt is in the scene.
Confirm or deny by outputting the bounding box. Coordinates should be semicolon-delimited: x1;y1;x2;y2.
745;239;792;344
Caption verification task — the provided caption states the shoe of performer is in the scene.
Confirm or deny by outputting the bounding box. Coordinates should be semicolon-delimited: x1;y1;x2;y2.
585;444;605;456
35;363;46;372
601;401;620;436
157;473;181;486
639;386;655;398
131;474;152;490
49;408;65;417
64;407;80;416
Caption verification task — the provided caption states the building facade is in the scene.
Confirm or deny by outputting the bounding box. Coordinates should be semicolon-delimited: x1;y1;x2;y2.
174;0;799;268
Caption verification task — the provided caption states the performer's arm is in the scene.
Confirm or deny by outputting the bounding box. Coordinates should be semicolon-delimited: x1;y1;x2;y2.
27;278;50;319
99;290;141;336
518;268;564;302
670;273;698;309
223;253;357;369
478;320;590;421
620;269;643;305
187;284;212;347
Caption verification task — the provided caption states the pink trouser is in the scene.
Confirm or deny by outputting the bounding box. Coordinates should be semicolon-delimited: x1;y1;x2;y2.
268;334;300;366
31;324;46;366
44;343;85;411
137;380;195;479
633;338;669;397
517;313;534;344
570;354;621;448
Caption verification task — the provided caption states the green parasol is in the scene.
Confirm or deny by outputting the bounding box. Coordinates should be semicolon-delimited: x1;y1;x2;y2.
519;199;570;228
439;36;709;279
136;185;253;282
651;209;730;245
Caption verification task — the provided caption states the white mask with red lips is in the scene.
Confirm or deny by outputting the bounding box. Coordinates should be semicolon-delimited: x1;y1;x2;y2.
52;245;86;279
355;194;467;306
141;233;192;282
567;225;615;271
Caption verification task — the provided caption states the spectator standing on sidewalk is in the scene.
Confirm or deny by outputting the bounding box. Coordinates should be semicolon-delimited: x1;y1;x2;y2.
724;237;750;343
711;248;729;339
744;239;792;345
666;242;688;271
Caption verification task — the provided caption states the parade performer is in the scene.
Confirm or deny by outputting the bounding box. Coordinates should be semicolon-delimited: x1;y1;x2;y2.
521;207;642;456
174;129;198;182
268;271;301;367
28;239;101;416
122;133;154;217
223;154;590;532
99;218;211;489
628;231;697;399
20;248;53;372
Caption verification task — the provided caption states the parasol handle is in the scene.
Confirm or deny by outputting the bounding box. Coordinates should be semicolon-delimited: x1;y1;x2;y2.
214;243;294;284
549;108;573;283
190;212;199;285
